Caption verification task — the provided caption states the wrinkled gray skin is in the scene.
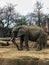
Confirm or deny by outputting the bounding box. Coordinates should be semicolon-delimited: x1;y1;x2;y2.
11;25;47;51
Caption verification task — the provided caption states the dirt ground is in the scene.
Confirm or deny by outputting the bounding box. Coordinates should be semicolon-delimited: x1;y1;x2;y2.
0;47;49;59
0;38;49;65
0;39;49;60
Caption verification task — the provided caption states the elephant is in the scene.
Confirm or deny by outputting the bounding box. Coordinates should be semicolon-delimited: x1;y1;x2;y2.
11;25;47;51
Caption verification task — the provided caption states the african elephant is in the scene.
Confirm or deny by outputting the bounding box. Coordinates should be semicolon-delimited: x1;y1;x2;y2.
11;25;47;50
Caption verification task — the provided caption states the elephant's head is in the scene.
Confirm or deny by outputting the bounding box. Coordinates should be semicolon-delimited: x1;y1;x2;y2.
12;25;27;38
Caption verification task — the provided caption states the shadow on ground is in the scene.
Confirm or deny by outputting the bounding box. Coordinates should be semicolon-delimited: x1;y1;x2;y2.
0;56;49;65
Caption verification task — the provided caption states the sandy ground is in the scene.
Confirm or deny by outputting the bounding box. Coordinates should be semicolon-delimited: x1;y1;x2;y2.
0;47;49;59
0;38;49;60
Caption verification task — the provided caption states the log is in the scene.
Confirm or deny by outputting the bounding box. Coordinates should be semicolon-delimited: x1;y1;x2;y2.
0;41;10;46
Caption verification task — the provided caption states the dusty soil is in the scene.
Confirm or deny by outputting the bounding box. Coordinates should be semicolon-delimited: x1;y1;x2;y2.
0;47;49;59
0;47;49;65
0;38;49;65
0;37;49;59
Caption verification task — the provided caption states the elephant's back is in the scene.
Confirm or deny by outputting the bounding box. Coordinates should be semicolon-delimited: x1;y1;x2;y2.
28;25;43;31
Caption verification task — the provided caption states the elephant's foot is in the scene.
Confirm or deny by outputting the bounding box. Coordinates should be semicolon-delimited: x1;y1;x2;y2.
36;49;41;51
27;48;29;51
36;46;42;51
36;49;40;51
39;47;42;50
16;46;20;50
36;48;42;51
20;49;23;51
17;45;21;50
36;44;42;51
17;48;20;50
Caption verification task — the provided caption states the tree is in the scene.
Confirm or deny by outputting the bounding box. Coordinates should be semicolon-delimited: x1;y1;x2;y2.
33;1;43;26
0;20;4;27
0;3;19;28
2;3;17;28
26;13;36;25
15;16;27;26
0;7;4;28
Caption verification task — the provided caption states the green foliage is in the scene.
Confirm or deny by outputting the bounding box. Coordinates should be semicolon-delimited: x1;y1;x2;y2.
0;20;4;27
19;56;35;60
0;3;19;28
15;16;27;26
45;58;49;60
34;1;43;26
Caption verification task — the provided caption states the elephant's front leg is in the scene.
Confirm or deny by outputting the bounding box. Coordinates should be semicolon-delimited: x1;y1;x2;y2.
20;35;24;50
12;37;20;50
24;36;29;51
11;32;20;50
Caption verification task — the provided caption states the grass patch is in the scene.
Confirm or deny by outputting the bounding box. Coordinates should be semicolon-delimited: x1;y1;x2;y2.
45;58;49;60
18;56;39;60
